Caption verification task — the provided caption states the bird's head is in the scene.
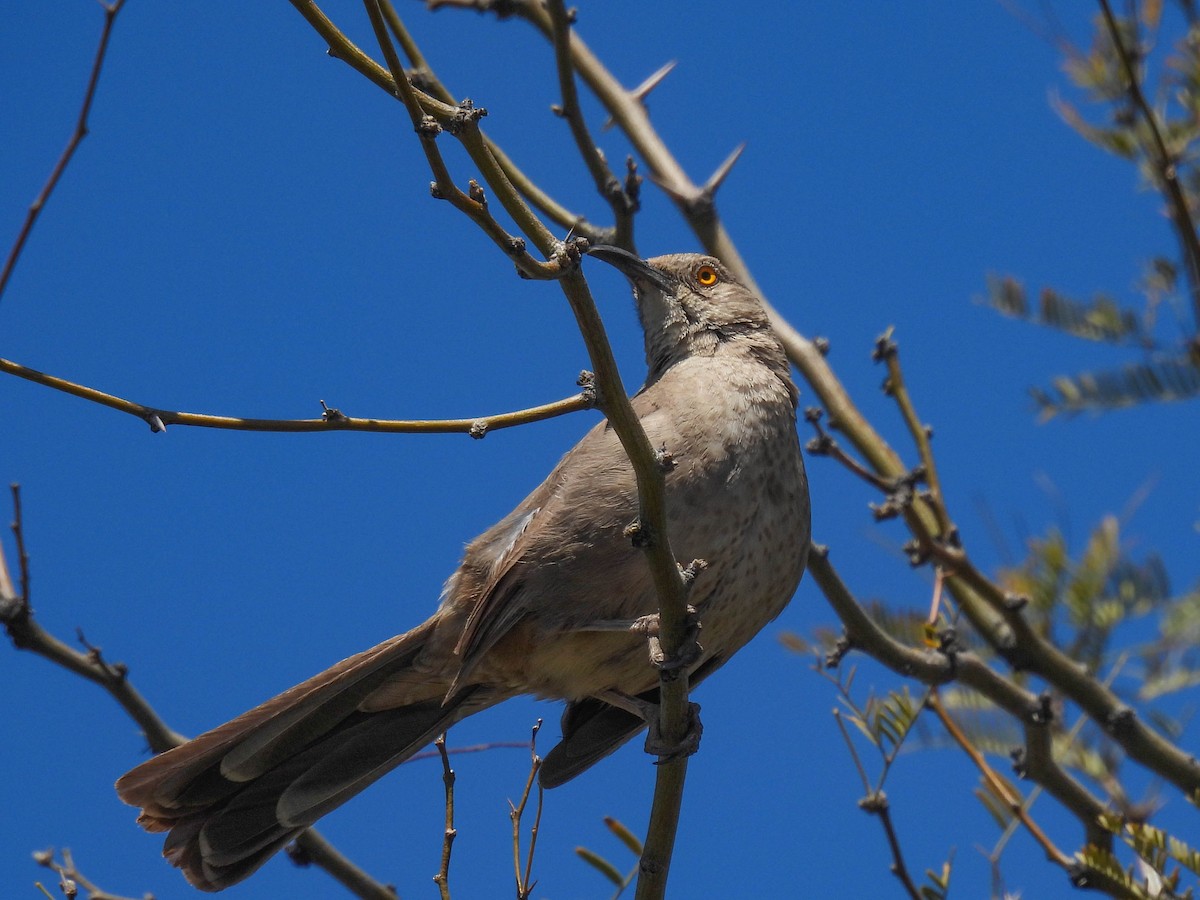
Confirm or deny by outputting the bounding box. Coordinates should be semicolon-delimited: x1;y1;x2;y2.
586;246;784;383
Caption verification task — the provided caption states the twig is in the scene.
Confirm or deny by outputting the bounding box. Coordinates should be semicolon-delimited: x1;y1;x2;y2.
292;0;574;275
0;355;595;436
33;846;146;900
832;709;874;795
874;330;954;539
1097;0;1200;328
991;656;1128;864
808;547;1109;841
802;407;901;493
858;795;923;900
544;0;637;248
0;1;126;304
287;832;399;899
509;719;544;900
363;0;561;272
375;1;611;242
934;543;1200;799
928;692;1073;869
433;734;456;900
8;484;31;609
828;667;929;899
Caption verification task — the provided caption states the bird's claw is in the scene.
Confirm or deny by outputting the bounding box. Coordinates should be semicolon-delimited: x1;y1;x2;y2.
630;606;703;671
645;701;703;763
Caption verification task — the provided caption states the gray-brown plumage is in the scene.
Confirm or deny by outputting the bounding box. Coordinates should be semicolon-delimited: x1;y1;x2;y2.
115;248;811;891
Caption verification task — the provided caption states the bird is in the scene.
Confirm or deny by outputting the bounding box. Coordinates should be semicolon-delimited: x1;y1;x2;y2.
115;247;811;891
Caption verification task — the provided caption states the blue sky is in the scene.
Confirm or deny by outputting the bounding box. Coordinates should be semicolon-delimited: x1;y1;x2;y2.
3;3;1197;898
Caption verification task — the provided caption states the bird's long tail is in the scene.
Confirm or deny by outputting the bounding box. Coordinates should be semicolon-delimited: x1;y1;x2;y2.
116;619;496;892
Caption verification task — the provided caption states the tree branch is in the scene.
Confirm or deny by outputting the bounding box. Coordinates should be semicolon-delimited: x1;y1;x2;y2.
0;1;127;304
0;355;595;436
1097;0;1200;329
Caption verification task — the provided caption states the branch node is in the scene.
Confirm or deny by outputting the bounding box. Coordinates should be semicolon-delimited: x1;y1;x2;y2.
1010;746;1028;778
1106;706;1136;736
1004;592;1030;612
416;114;442;137
469;420;489;440
871;328;898;362
858;790;888;814
447;98;487;135
576;369;596;406
901;538;929;567
824;633;853;669
319;399;348;423
1032;692;1054;725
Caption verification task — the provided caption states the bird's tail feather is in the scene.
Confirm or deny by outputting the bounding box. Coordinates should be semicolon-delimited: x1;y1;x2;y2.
116;619;496;892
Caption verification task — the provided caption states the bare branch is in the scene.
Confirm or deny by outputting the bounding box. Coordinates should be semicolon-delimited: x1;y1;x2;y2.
432;735;456;900
509;719;544;900
545;0;637;248
33;847;146;900
286;832;399;900
0;1;127;303
376;2;611;241
0;355;595;436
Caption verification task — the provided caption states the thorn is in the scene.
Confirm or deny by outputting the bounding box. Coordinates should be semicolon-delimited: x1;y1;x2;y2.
602;60;676;129
701;142;746;199
632;60;677;103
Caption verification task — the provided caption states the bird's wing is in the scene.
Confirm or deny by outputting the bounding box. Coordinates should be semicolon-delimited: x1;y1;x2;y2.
449;391;671;688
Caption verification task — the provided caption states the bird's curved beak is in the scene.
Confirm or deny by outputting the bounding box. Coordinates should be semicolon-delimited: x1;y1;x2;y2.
585;245;676;293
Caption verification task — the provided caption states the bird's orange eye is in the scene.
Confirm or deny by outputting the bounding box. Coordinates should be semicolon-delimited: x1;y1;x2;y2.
696;265;719;286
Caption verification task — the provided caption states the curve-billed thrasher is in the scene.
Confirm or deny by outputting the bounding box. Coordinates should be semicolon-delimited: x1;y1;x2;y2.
116;248;811;891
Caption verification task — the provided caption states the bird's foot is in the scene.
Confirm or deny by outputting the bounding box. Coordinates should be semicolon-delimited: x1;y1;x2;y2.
629;607;703;672
645;701;703;763
598;690;704;763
